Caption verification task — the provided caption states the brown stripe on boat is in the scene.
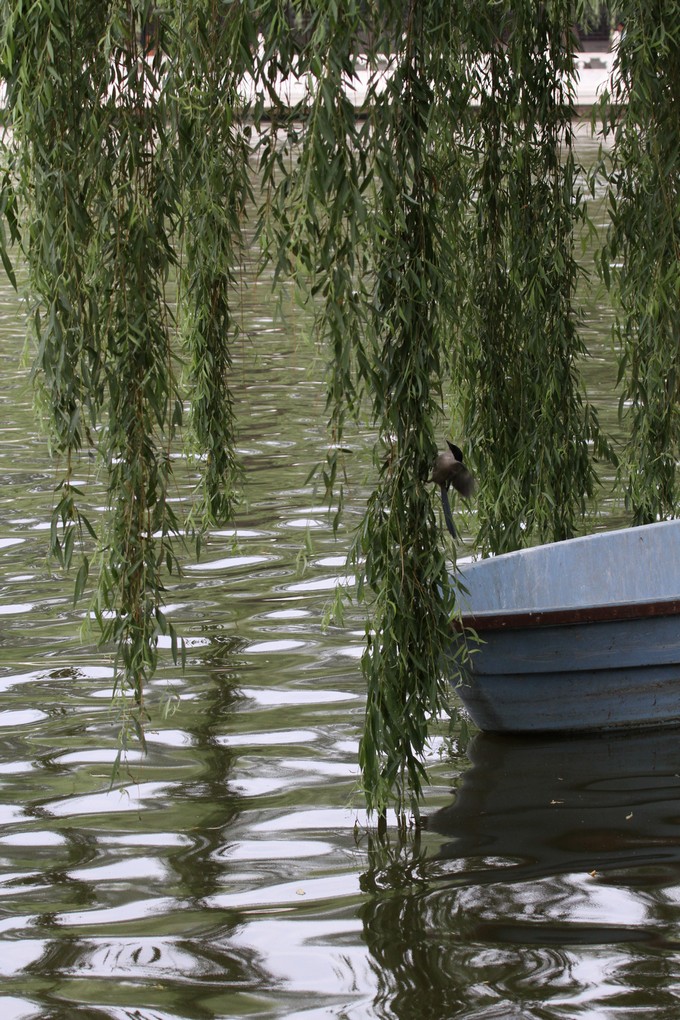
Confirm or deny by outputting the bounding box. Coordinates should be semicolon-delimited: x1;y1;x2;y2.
456;598;680;632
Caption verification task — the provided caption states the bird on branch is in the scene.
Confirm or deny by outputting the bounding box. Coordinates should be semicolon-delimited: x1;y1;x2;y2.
431;441;475;540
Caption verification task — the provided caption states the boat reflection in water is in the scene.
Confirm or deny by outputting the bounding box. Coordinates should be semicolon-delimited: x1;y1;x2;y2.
428;727;680;888
359;728;680;1018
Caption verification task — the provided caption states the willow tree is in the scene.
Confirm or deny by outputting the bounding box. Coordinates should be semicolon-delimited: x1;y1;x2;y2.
0;0;677;818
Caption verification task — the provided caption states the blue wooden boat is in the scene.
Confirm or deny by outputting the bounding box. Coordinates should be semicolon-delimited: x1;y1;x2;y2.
453;519;680;733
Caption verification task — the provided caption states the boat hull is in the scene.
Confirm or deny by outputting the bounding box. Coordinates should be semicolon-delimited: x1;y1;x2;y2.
452;521;680;734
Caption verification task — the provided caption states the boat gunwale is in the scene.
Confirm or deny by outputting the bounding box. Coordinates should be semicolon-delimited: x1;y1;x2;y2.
457;596;680;633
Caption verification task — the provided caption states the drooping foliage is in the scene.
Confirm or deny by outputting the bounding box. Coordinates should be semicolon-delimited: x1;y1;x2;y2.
1;1;185;745
0;0;676;817
173;2;255;529
257;0;465;816
345;3;464;818
449;1;606;554
599;2;680;523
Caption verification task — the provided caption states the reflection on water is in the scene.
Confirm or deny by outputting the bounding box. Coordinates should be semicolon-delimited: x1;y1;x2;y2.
360;730;680;1019
430;730;680;891
1;143;680;1019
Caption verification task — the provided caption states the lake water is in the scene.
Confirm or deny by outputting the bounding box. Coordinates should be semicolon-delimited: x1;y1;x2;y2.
1;129;680;1020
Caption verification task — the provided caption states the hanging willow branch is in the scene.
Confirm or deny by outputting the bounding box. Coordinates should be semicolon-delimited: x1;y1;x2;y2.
599;3;680;522
353;6;462;820
3;0;109;574
259;0;467;819
448;0;605;555
1;1;204;740
173;1;255;533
